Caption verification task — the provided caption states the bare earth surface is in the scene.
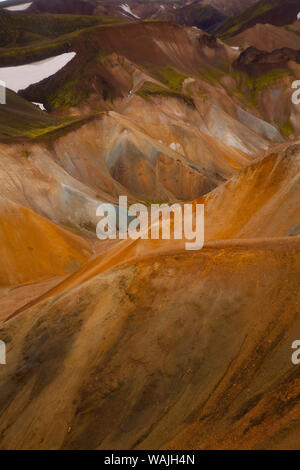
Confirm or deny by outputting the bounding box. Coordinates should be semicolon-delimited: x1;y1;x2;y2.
0;4;299;450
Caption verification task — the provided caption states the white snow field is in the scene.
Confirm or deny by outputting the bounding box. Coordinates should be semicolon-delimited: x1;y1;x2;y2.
5;2;32;11
0;52;76;93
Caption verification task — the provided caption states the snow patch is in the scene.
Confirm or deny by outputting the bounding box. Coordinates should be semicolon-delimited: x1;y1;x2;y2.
5;2;32;11
121;4;140;19
0;52;76;93
32;102;46;111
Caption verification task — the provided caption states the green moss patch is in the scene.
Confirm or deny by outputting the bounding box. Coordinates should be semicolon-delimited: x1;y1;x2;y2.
232;69;292;108
0;14;127;67
142;64;188;93
0;10;125;48
0;88;96;142
137;81;195;107
217;0;283;39
275;118;294;137
255;69;290;90
198;65;226;85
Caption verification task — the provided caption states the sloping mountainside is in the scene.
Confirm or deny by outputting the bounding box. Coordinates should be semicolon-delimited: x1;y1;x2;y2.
0;237;299;449
200;144;300;239
32;0;99;15
0;8;126;48
0;88;91;139
13;20;299;141
0;197;91;287
29;0;227;32
204;0;260;17
217;0;300;39
0;7;299;451
226;23;300;52
27;0;261;18
23;0;261;32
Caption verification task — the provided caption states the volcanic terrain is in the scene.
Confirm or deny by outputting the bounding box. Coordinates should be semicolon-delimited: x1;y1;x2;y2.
0;0;299;451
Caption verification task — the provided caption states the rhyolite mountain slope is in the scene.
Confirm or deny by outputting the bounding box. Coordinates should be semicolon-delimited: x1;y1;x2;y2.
14;19;299;141
2;18;297;207
0;12;298;312
226;22;300;52
0;8;299;451
21;0;261;32
217;0;300;39
0;234;299;449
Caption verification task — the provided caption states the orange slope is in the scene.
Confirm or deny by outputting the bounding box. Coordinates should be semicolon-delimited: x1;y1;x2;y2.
0;197;92;287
